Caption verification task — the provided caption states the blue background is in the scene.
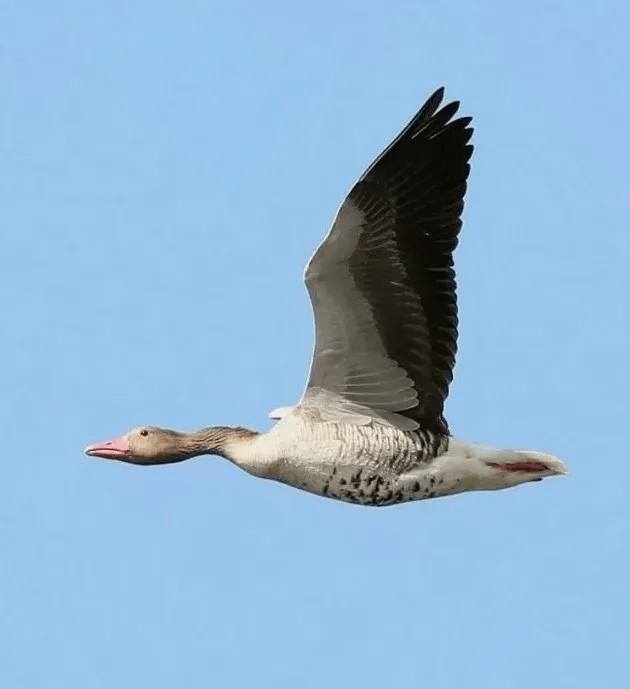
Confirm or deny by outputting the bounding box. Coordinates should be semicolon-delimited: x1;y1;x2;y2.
2;1;628;687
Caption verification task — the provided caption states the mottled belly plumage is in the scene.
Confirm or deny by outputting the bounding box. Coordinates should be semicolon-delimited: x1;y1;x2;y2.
269;417;449;507
319;464;447;506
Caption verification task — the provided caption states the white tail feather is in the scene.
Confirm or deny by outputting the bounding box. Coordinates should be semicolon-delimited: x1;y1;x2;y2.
515;450;568;475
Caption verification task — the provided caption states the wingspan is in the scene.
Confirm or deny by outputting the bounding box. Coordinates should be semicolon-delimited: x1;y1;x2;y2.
300;88;473;433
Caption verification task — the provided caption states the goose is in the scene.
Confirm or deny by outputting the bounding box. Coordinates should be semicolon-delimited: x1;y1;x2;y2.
85;88;567;506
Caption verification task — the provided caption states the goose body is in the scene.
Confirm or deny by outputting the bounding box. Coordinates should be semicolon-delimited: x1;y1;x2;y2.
86;88;567;506
209;413;565;506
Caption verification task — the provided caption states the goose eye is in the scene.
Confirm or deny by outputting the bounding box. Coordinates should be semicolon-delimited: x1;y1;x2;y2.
140;429;148;437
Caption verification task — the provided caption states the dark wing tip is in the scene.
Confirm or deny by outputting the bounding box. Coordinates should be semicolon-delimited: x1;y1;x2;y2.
426;86;446;109
400;89;473;147
413;87;447;124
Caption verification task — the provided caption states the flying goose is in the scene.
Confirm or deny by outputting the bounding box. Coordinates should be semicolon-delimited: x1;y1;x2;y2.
85;88;567;506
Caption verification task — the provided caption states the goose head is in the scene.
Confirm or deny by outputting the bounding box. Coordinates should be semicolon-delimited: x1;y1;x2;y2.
85;427;188;465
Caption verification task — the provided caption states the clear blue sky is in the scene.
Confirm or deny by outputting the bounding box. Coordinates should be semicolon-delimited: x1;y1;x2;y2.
2;1;628;687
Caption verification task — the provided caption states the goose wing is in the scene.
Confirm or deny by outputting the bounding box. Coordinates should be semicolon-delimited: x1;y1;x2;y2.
300;88;473;433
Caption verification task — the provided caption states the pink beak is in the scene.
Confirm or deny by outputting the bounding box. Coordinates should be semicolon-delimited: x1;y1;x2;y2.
84;436;130;459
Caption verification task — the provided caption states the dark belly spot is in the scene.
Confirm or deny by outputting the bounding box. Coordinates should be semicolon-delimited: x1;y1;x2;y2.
342;490;360;503
350;471;363;488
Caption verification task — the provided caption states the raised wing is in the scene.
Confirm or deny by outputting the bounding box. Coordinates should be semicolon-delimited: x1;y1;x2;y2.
300;88;473;433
